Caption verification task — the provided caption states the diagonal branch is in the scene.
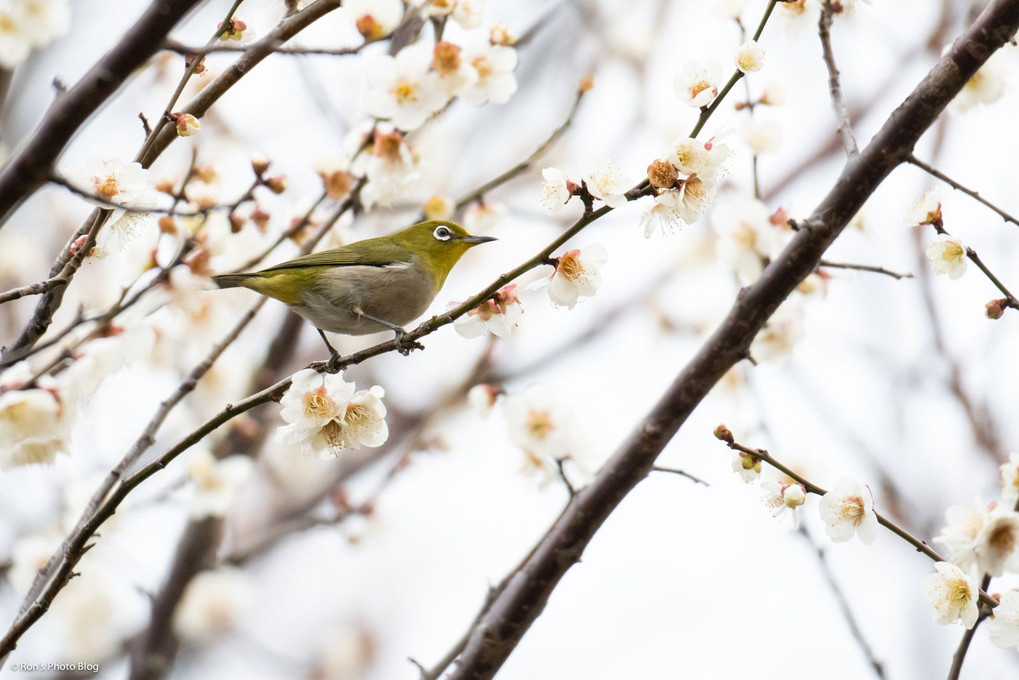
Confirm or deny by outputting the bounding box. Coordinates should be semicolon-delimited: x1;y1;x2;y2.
0;0;205;226
819;1;859;157
431;3;1019;679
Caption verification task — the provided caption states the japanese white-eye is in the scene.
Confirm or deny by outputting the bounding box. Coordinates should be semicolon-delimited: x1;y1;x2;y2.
213;220;495;355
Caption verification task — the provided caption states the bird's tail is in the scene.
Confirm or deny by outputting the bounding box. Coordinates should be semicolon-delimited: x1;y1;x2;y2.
212;273;255;289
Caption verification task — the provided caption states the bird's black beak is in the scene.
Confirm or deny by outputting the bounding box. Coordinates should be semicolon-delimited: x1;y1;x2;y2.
458;235;497;244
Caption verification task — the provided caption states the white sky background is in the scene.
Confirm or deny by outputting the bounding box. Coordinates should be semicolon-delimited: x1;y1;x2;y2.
1;0;1019;678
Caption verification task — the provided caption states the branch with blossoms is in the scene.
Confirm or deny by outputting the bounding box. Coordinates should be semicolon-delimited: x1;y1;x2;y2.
719;427;1019;678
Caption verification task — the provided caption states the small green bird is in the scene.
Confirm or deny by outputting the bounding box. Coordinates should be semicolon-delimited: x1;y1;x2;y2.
213;220;495;358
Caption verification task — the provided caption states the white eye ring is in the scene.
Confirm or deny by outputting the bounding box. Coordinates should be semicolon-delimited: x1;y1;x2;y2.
433;226;452;241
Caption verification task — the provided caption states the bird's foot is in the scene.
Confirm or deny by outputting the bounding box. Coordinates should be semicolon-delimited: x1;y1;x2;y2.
326;349;344;372
393;329;424;356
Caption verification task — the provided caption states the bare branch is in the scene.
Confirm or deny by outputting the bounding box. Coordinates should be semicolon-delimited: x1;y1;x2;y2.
818;259;914;279
907;153;1019;230
0;0;206;226
819;1;859;157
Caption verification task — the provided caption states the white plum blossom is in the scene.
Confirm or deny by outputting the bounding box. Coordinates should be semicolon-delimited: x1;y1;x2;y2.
431;41;478;97
921;562;979;629
674;60;722;107
423;193;455;220
903;189;942;227
640;194;685;238
950;53;1007;114
314;625;376;680
467;383;501;416
422;0;455;16
818;477;878;544
1001;452;1019;503
0;0;71;68
531;244;607;309
712;194;781;285
935;500;987;572
454;284;523;339
989;590;1019;649
539;167;573;214
452;0;483;28
503;384;582;470
583;159;630;208
344;0;403;40
173;568;253;640
463;200;507;233
461;42;518;105
736;40;765;73
762;478;807;528
740;117;783;154
66;155;154;208
364;41;446;131
0;387;67;470
750;298;805;362
186;449;253;519
361;128;421;209
972;506;1019;576
715;0;749;20
926;234;967;279
731;451;761;483
275;369;389;457
670;137;729;179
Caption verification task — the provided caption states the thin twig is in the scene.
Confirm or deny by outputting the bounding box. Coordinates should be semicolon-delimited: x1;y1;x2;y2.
907;154;1019;230
819;1;859;157
649;466;709;486
162;38;367;57
818;259;913;280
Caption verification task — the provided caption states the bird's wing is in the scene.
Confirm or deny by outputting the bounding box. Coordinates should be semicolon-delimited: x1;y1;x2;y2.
259;239;413;272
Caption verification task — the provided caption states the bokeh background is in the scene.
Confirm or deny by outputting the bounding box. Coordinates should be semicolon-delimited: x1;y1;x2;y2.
1;0;1019;678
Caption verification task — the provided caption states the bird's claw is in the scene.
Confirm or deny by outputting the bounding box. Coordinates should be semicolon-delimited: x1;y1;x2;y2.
393;330;424;356
326;350;343;372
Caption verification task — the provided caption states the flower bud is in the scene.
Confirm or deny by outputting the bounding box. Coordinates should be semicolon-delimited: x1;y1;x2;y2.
218;18;247;41
172;112;200;137
251;208;271;232
250;155;270;176
713;423;734;445
264;175;288;194
986;298;1008;320
578;76;594;94
158;216;178;235
490;23;518;46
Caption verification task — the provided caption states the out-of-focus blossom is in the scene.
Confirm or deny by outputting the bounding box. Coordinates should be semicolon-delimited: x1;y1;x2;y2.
0;387;67;470
173;568;254;640
674;60;722;107
365;42;446;131
740;117;782;154
467;383;501;416
989;590;1019;649
461;42;517;105
1001;452;1019;504
712;194;780;285
345;0;403;40
186;449;253;519
950;53;1007;114
0;0;71;68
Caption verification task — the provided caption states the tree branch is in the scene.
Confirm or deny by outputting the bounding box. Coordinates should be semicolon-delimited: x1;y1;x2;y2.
0;0;205;226
819;1;859;157
431;4;1019;678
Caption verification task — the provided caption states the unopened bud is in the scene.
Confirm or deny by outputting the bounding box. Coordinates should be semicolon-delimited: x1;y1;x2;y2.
155;178;176;195
250;155;270;176
986;298;1008;320
251;208;270;232
578;76;594;94
171;112;200;137
713;423;734;445
490;23;518;46
218;17;247;41
423;194;455;220
355;14;385;41
229;213;246;233
319;169;355;200
264;175;287;194
647;159;678;190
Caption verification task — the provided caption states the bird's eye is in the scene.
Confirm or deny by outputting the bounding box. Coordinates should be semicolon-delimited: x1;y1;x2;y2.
433;226;452;241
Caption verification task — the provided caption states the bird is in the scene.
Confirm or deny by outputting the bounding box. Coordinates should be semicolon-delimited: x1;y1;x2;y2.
213;220;495;361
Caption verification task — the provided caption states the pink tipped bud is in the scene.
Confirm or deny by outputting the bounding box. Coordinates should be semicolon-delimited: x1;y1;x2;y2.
713;423;734;445
264;175;287;194
986;298;1008;320
172;112;200;137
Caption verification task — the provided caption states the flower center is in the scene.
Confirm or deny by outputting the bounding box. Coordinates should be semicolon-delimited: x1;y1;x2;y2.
840;496;865;525
557;251;583;281
472;56;493;80
948;578;972;610
303;387;335;419
394;79;419;104
988;523;1017;556
526;410;555;441
96;174;121;200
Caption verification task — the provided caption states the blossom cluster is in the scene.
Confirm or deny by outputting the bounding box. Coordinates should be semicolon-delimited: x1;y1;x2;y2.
0;0;70;69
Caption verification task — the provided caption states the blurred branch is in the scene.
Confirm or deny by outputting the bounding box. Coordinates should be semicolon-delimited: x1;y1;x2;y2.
161;38;368;57
797;525;886;679
426;5;1019;678
906;154;1019;230
819;1;859;157
0;0;206;226
818;259;913;279
452;86;588;211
